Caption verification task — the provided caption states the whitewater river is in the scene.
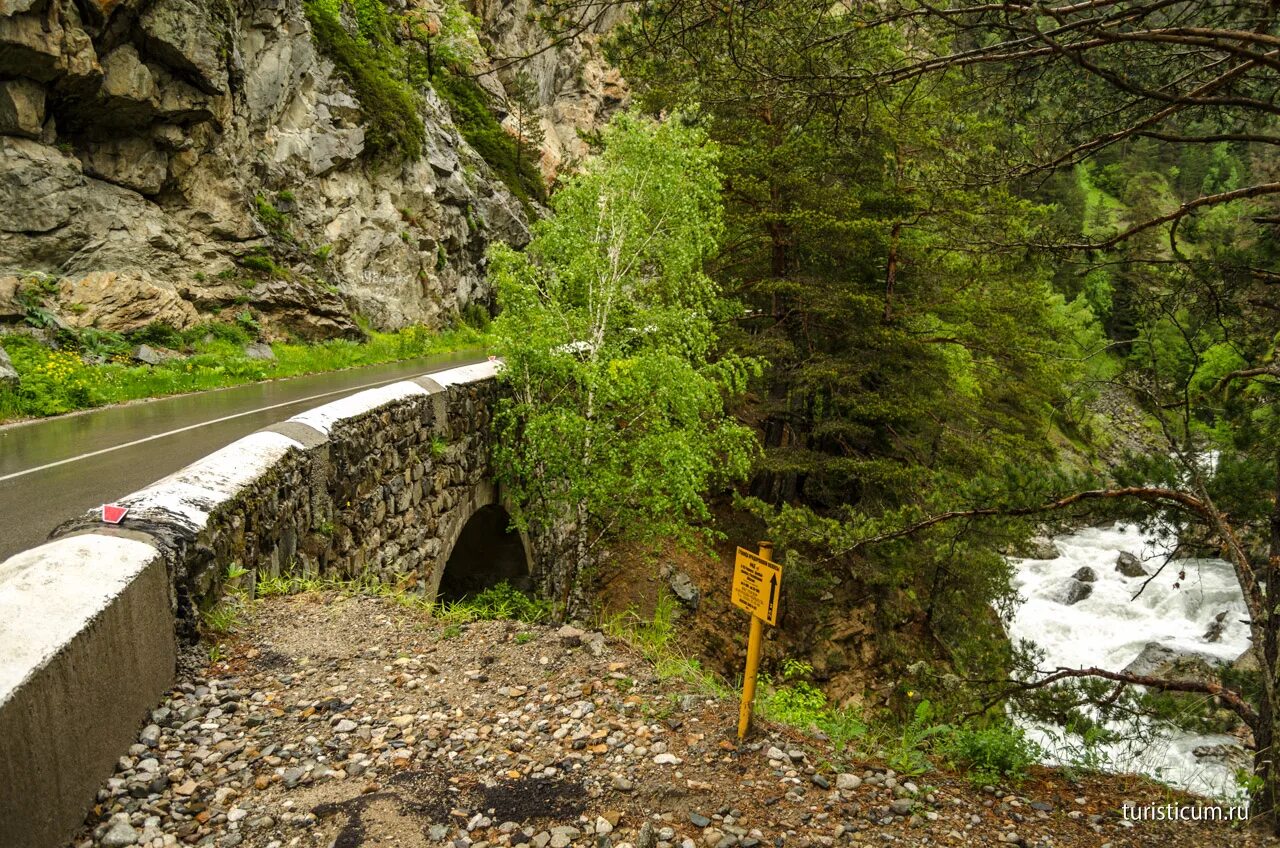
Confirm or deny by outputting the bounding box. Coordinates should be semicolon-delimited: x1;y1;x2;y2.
1008;523;1252;798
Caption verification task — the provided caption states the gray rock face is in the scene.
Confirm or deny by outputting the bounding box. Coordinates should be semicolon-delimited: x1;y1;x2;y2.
0;0;615;337
1072;566;1097;583
0;77;44;137
1115;551;1148;578
1056;578;1092;605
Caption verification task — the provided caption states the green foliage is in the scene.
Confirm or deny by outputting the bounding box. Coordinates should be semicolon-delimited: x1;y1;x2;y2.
201;600;243;635
491;114;760;585
615;0;1106;689
253;194;289;237
603;592;728;695
434;582;550;624
303;0;424;159
936;723;1041;787
239;250;286;277
759;659;867;750
884;700;951;775
432;71;546;208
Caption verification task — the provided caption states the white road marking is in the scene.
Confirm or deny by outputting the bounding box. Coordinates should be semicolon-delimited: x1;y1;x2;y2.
0;371;443;484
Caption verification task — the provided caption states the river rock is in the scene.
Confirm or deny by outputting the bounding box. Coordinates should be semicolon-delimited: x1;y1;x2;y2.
1123;642;1219;682
101;813;140;847
1056;578;1092;605
1021;536;1060;560
1193;743;1249;770
1204;610;1228;643
1072;566;1097;583
1115;552;1148;578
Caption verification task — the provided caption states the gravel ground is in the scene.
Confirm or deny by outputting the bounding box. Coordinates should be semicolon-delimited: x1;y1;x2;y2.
69;593;1278;848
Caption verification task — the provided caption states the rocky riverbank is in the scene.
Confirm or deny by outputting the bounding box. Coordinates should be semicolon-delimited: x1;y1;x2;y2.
69;593;1276;848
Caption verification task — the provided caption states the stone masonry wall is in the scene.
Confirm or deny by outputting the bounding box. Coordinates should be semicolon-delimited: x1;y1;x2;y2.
50;360;507;638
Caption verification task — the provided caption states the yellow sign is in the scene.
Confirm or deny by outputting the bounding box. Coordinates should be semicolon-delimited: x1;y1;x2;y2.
732;546;782;626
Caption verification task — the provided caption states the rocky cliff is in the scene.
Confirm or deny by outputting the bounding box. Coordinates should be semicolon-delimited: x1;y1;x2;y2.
0;0;625;340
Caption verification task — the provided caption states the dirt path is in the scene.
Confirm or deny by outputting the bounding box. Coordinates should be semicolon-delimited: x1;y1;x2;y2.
70;593;1277;848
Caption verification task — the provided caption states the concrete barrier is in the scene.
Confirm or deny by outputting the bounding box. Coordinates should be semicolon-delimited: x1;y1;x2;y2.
0;533;175;848
0;359;504;847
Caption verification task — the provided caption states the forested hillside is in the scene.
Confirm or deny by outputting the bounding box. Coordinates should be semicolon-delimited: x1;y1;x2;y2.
486;0;1280;830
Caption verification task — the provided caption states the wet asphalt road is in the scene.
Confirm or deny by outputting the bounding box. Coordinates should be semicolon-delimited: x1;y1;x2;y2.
0;352;485;562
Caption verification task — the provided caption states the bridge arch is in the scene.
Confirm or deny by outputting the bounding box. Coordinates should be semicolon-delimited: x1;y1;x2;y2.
422;477;533;602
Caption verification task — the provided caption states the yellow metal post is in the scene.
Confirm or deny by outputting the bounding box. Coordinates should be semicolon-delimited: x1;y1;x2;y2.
737;541;773;740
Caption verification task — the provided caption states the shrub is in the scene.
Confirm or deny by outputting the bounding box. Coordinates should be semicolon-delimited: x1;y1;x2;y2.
129;321;184;349
760;659;867;750
937;722;1041;786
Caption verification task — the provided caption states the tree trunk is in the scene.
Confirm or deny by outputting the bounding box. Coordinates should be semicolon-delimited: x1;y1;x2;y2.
1255;458;1280;829
883;221;901;322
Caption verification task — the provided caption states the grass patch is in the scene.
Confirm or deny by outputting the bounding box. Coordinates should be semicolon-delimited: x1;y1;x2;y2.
0;323;492;422
759;659;867;752
434;582;551;624
201;599;243;635
602;592;729;696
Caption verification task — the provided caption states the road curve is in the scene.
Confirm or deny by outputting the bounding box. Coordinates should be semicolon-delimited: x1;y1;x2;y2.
0;352;486;562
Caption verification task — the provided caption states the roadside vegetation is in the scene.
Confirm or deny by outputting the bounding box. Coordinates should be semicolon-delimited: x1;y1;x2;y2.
0;321;490;422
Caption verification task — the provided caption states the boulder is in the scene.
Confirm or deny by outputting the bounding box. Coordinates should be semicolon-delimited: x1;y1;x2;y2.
1015;535;1059;560
0;78;45;138
1056;578;1092;606
58;271;199;333
132;343;179;365
1072;566;1097;583
0;346;18;388
1233;645;1261;673
1115;551;1148;578
1204;610;1228;643
0;275;24;321
1123;641;1219;682
243;342;275;361
668;569;699;610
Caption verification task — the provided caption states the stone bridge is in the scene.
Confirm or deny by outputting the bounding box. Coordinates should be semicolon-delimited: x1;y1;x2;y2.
0;360;532;847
